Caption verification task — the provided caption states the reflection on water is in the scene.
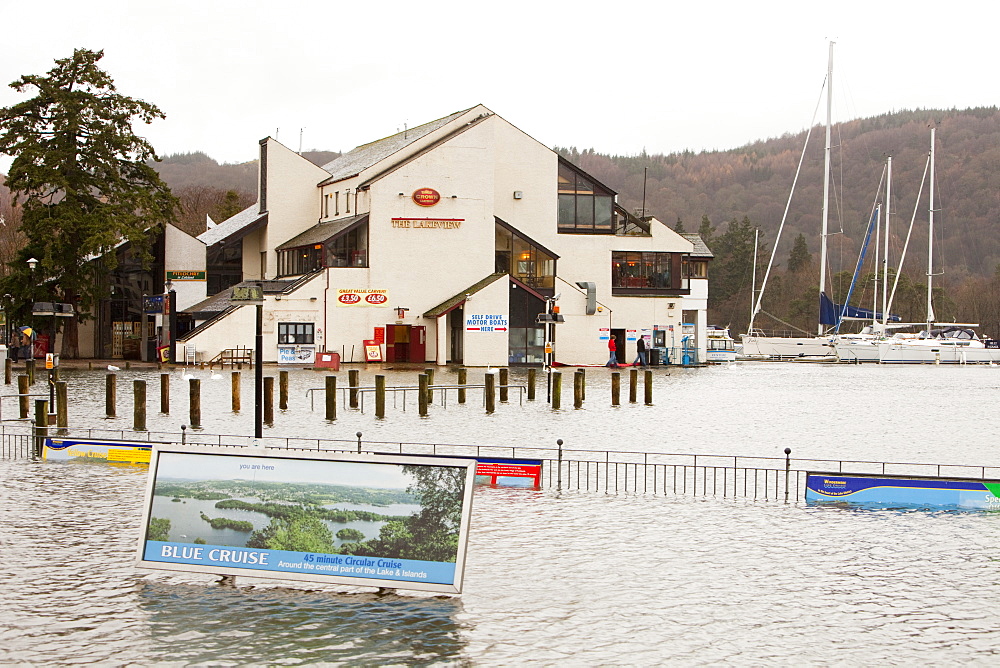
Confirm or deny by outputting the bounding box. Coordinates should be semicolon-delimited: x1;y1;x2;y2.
4;364;1000;663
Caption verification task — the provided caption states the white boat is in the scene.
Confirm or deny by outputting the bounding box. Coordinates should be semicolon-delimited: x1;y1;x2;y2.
741;42;841;360
705;326;738;363
869;129;1000;364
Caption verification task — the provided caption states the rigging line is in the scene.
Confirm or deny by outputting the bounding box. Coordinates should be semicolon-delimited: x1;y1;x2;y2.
749;78;826;330
887;151;931;314
759;310;813;336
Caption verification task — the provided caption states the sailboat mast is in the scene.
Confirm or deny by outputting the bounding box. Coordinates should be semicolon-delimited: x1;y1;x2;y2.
926;127;936;331
750;227;759;326
818;41;834;336
883;156;892;327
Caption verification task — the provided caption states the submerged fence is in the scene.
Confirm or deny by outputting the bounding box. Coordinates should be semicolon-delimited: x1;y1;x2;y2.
6;424;1000;502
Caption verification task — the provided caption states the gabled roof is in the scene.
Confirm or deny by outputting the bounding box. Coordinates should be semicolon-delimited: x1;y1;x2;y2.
198;203;266;247
423;273;508;318
319;108;473;185
277;214;368;250
681;233;714;258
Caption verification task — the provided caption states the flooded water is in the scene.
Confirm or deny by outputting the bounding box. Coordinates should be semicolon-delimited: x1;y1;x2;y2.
3;362;1000;664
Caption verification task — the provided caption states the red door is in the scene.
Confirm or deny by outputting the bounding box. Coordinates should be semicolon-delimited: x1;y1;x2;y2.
410;326;426;363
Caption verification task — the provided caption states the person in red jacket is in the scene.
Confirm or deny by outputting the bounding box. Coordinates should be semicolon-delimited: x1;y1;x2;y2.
606;335;619;367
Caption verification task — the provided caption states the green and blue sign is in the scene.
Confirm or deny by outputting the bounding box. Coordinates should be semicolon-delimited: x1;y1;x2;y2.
806;472;1000;510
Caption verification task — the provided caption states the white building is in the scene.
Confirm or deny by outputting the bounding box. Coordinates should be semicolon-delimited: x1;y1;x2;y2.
179;105;712;367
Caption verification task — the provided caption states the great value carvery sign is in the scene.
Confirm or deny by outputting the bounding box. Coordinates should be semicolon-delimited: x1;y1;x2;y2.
336;289;389;307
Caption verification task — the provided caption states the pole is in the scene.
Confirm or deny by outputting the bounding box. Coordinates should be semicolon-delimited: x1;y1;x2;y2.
255;300;263;439
818;40;834;335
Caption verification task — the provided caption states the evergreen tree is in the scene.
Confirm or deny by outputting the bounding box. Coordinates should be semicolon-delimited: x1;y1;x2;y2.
0;48;178;357
787;233;812;273
674;217;686;233
697;215;715;248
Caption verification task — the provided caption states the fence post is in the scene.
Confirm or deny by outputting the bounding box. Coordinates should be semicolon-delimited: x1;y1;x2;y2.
557;438;563;491
357;431;363;453
784;447;792;502
106;373;117;418
325;375;337;421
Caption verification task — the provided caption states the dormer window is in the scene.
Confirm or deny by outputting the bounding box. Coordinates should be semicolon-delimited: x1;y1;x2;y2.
558;161;613;234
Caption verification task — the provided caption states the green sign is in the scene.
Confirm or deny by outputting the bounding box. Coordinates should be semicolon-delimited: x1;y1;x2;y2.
166;270;207;281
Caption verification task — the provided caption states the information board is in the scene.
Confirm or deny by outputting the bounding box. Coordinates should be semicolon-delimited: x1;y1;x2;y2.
806;472;1000;510
136;446;477;593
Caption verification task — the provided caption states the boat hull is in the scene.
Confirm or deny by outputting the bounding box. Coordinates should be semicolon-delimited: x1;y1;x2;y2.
739;334;836;361
877;341;1000;364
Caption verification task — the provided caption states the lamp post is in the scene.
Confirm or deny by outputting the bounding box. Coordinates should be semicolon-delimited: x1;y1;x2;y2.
26;258;38;364
163;278;176;363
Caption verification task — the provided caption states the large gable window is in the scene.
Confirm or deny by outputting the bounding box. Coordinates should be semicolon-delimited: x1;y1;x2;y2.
495;219;557;293
612;251;689;294
558;161;613;234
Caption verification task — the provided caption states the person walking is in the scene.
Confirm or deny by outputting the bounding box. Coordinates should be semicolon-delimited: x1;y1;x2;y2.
634;336;648;368
606;335;619;367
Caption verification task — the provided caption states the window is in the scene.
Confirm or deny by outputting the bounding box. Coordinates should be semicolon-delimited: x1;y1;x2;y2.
276;221;369;277
278;322;314;344
558;161;614;233
612;251;689;293
495;221;556;291
684;259;708;278
207;243;242;296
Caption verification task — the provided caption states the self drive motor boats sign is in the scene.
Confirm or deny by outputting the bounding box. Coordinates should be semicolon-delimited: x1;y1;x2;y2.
136;445;476;593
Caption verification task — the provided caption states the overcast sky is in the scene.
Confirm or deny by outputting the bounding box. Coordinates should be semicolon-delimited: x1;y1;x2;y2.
1;0;996;173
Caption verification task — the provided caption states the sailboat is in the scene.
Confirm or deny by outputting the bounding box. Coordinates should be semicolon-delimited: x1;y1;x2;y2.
875;129;1000;364
740;42;838;361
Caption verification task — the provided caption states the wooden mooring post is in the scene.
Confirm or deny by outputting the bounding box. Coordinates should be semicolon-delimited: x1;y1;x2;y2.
263;377;274;425
499;368;508;403
349;369;360;408
4;358;10;384
644;369;653;405
325;375;336;420
629;369;638;404
573;370;583;409
56;381;68;430
611;372;620;406
375;375;385;418
527;368;536;401
106;373;117;418
134;380;147;431
279;370;289;410
424;368;434;404
457;368;467;403
231;371;240;412
18;375;29;419
26;359;35;386
418;373;429;416
551;371;562;410
160;373;170;414
485;373;496;414
33;399;47;458
189;378;201;428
